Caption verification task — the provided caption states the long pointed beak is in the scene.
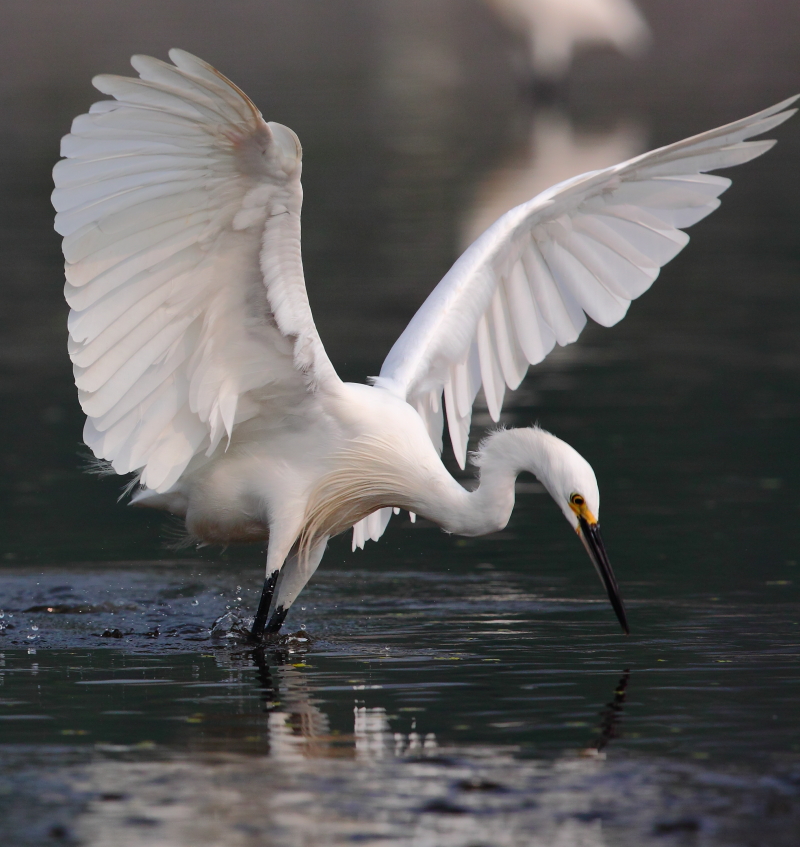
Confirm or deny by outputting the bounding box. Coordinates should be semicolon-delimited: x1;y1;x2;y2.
578;517;630;635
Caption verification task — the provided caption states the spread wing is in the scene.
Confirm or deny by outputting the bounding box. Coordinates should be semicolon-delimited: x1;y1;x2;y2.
54;50;338;493
380;95;798;460
352;95;797;548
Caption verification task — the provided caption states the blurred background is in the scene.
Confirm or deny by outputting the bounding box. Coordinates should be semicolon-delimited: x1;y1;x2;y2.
1;0;800;578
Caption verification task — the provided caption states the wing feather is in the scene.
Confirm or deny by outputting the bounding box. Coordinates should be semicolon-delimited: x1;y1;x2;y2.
68;245;203;341
476;311;506;422
504;260;552;365
56;51;338;493
377;95;798;473
526;240;586;346
491;284;528;390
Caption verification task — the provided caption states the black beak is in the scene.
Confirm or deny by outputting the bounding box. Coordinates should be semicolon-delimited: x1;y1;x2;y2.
578;518;630;635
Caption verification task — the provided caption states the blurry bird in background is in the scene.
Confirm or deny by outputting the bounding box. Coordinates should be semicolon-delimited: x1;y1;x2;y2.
485;0;650;79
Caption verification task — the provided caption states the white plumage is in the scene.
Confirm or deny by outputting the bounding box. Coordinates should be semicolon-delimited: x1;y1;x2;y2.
54;51;796;637
55;50;332;494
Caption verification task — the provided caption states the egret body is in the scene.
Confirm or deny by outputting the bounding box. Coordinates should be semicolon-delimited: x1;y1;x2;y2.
53;51;796;638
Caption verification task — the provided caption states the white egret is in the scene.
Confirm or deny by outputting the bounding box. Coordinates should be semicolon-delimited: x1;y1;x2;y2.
53;51;796;638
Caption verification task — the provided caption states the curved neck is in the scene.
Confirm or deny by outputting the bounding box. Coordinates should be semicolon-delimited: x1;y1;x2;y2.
416;428;555;537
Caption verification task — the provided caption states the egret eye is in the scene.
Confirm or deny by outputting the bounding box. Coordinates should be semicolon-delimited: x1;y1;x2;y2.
570;494;585;507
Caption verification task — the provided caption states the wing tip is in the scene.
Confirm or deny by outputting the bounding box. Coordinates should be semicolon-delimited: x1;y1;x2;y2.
753;100;799;137
168;48;208;71
739;93;800;129
129;53;156;72
90;73;116;94
770;93;800;114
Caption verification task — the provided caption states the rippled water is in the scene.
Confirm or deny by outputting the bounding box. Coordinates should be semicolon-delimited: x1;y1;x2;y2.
1;554;799;844
2;1;800;844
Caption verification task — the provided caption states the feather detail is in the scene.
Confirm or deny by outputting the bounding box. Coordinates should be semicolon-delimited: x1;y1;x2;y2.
55;51;339;493
378;95;798;468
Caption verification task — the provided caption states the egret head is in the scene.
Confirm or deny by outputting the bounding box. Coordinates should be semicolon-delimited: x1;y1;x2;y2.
513;427;630;635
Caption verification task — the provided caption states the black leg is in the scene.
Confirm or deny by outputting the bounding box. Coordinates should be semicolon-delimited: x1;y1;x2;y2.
265;604;288;634
251;570;280;640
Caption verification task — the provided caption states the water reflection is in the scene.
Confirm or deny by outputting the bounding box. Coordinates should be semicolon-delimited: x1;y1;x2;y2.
247;646;442;761
484;0;650;79
230;646;629;765
1;567;799;846
355;705;439;759
460;107;645;250
586;668;629;755
1;657;790;847
252;653;332;762
64;656;634;846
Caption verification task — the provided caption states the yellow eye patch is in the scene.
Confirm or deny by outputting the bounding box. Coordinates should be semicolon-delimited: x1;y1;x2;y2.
569;493;597;525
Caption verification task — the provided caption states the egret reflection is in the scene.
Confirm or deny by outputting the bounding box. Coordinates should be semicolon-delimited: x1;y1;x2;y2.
238;648;630;765
355;705;438;760
584;668;630;756
68;665;636;847
250;648;333;760
247;648;441;761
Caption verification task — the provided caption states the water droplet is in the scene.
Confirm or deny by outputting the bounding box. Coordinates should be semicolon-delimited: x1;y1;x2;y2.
191;600;199;606
31;625;39;632
210;610;250;639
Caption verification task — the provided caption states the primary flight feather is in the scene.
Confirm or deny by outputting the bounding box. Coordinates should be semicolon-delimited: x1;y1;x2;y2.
53;50;797;637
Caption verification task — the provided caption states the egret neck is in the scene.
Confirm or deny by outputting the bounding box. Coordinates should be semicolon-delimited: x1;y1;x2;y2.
421;426;629;634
